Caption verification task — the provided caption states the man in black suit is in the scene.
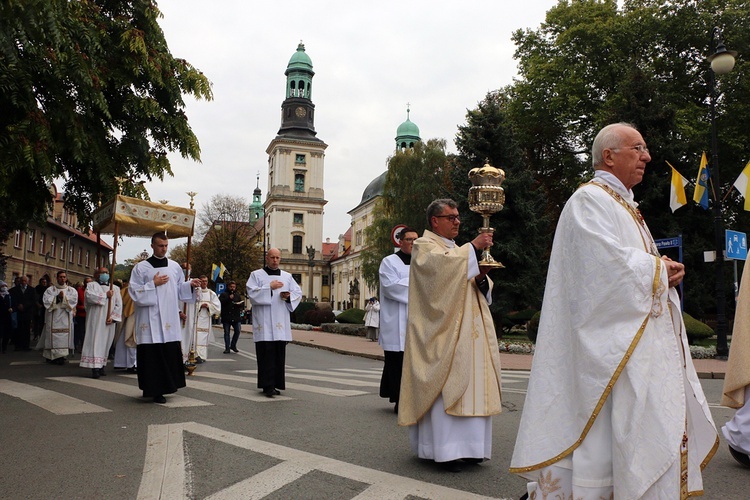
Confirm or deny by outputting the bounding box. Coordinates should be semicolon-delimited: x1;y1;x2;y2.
10;276;37;351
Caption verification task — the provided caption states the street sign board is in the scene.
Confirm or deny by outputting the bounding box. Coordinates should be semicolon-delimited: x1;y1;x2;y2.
216;282;226;295
655;236;682;249
391;224;407;247
726;230;747;261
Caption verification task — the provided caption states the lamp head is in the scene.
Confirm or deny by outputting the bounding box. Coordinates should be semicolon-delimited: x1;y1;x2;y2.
708;42;738;75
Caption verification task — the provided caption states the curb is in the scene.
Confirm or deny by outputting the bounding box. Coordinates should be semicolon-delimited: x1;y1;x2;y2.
290;340;384;361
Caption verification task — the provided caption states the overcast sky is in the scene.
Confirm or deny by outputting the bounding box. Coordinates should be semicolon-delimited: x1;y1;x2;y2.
109;0;561;260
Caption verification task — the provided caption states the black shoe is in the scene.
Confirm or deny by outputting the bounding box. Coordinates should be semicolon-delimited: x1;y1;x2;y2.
126;367;137;374
223;349;230;354
729;444;750;468
153;395;167;404
231;346;238;353
439;460;462;473
92;369;100;379
461;458;484;464
55;358;65;365
98;367;106;376
520;493;529;500
263;389;275;398
196;357;204;364
273;389;281;395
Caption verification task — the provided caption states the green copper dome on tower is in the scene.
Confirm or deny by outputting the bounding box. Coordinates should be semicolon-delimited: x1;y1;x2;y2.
285;42;314;99
395;105;421;150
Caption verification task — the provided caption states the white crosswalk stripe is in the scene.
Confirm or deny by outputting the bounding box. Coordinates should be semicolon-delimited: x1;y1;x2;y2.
48;377;212;408
0;378;110;415
195;371;369;397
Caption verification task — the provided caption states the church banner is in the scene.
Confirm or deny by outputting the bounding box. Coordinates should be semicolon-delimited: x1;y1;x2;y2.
92;195;195;238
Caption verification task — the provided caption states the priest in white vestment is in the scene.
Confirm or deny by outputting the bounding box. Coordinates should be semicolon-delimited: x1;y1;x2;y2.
40;271;77;365
722;264;750;468
181;275;220;363
113;282;137;372
246;248;302;398
378;227;418;413
510;123;718;499
398;199;502;473
129;232;201;404
81;267;122;378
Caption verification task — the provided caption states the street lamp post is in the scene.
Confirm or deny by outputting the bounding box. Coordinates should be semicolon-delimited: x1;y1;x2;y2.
707;26;737;359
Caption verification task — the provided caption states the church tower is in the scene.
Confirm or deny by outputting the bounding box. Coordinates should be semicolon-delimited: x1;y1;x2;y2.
249;172;264;222
264;42;328;300
395;105;421;151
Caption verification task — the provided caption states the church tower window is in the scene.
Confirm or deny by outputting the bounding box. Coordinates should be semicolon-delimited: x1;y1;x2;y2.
294;173;305;192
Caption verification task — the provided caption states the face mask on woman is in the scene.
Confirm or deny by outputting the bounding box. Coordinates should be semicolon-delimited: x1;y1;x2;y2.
99;273;110;284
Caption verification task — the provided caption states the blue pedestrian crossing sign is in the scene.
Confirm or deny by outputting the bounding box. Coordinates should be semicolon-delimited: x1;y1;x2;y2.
726;230;747;261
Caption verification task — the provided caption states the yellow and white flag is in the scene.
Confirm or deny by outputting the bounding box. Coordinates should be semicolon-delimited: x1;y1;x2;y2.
732;160;750;211
667;161;688;212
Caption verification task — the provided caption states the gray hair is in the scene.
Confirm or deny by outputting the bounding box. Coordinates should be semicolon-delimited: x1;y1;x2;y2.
426;198;458;228
591;122;637;168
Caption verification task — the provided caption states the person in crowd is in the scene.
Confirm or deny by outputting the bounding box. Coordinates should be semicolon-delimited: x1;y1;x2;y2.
74;277;90;353
219;281;245;354
128;232;201;403
398;199;502;473
113;281;137;373
33;276;49;342
81;267;122;378
364;296;380;341
246;248;302;397
39;271;77;365
10;276;38;351
378;227;417;413
510;123;717;498
0;281;13;353
721;263;750;468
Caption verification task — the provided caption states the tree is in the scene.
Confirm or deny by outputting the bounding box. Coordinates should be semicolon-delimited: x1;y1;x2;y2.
360;139;451;287
505;0;750;319
191;194;262;284
0;0;212;243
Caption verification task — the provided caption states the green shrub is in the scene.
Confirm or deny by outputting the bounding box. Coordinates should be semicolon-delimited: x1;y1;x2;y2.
507;308;538;323
683;312;714;345
527;311;541;343
336;308;365;324
304;309;335;326
294;302;316;323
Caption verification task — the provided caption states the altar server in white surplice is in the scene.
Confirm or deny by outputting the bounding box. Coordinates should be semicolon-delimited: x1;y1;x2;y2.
129;232;201;404
398;199;502;474
722;267;750;468
81;267;122;378
246;248;301;398
184;275;220;362
40;270;77;365
378;227;418;413
510;123;718;499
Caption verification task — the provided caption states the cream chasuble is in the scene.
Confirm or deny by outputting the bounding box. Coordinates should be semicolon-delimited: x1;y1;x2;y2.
722;266;750;456
510;173;717;499
41;285;77;360
398;230;502;427
722;269;750;409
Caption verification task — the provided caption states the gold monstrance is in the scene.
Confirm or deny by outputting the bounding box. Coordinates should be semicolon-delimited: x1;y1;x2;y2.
468;160;505;268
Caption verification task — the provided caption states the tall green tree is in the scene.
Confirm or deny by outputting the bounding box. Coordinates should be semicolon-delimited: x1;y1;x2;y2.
506;0;750;319
0;0;212;241
361;139;450;287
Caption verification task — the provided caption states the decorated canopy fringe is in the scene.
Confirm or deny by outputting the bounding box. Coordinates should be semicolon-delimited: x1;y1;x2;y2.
92;194;195;237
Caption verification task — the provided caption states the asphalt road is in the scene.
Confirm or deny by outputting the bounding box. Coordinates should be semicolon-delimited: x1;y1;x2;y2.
0;334;747;499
